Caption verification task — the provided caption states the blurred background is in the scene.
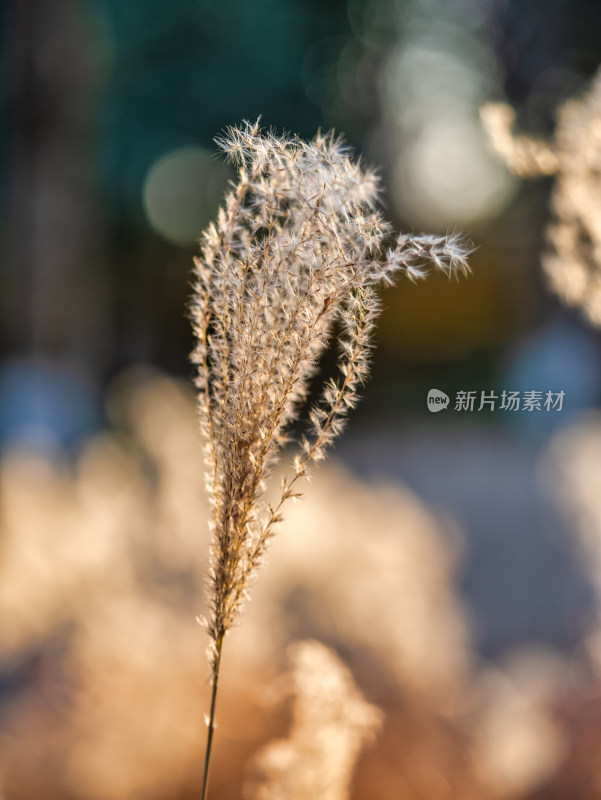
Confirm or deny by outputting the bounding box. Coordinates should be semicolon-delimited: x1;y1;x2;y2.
4;0;601;798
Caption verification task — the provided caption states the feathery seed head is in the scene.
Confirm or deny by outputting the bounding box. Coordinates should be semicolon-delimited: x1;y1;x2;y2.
191;121;470;668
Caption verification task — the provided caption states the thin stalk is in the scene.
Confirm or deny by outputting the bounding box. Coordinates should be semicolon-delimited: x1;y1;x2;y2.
201;635;224;800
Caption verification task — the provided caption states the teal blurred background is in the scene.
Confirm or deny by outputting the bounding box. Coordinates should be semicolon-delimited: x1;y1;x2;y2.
3;0;601;410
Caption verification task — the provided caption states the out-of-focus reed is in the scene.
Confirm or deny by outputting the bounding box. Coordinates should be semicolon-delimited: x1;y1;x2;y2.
0;370;596;799
481;71;601;324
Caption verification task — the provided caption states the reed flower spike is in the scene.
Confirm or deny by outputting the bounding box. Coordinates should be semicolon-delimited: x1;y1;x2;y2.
190;120;470;798
481;71;601;324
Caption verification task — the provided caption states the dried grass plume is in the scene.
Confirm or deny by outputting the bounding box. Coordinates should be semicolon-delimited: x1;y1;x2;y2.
244;640;382;800
481;71;601;324
191;120;469;665
190;119;470;797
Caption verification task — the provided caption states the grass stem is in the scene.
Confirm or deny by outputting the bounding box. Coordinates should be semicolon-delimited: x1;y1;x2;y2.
201;635;223;800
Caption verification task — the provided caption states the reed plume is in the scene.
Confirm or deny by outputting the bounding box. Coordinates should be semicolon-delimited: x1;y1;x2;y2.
190;120;470;798
245;640;382;800
481;71;601;324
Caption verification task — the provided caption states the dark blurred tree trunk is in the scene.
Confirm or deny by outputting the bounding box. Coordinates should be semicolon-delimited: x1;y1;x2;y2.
3;0;109;375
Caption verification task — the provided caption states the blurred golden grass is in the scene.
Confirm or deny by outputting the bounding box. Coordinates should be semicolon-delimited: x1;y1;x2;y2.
2;370;601;798
244;640;382;800
482;73;601;326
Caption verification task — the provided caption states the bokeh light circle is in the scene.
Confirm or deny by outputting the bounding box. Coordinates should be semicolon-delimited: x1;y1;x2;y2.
143;146;229;246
